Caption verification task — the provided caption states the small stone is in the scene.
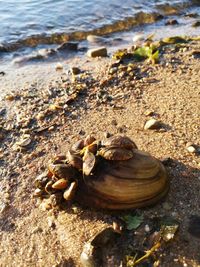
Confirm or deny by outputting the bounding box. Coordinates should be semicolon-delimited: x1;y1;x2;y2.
71;67;81;75
5;94;15;101
109;67;117;74
132;34;144;43
33;188;43;197
144;224;150;232
57;41;78;51
55;63;63;70
165;19;178;25
87;35;106;43
87;47;107;58
144;119;161;130
191;50;200;59
186;146;196;153
192;21;200;27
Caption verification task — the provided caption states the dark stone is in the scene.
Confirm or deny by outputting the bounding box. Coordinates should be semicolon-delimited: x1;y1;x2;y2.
192;21;200;27
0;71;6;76
191;51;200;59
165;19;179;25
57;42;78;51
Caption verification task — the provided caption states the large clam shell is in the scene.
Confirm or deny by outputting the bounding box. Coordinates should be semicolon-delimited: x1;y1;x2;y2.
76;149;169;209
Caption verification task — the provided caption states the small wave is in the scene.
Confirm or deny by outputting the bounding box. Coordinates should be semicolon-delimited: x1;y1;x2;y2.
0;11;163;53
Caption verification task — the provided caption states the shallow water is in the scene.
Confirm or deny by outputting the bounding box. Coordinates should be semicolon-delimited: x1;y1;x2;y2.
0;0;197;48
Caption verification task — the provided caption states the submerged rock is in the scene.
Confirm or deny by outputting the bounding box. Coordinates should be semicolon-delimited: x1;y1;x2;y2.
57;41;78;51
87;35;107;44
165;19;178;25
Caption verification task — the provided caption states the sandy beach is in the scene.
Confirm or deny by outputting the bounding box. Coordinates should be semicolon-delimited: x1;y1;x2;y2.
0;36;200;267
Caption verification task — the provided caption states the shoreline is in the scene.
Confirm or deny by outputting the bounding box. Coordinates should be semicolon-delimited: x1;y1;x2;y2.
0;34;200;266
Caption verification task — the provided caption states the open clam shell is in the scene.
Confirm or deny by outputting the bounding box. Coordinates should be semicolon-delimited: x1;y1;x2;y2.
76;149;169;210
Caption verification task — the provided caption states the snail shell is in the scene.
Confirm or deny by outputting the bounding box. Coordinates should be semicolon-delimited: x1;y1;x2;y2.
76;149;169;210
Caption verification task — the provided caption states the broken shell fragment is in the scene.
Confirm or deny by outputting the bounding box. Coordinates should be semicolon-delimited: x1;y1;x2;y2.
63;181;77;201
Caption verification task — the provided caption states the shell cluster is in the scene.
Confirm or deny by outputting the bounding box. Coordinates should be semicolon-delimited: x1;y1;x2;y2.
34;135;169;210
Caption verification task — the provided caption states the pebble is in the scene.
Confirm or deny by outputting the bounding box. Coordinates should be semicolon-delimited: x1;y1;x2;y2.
71;67;81;75
87;47;107;58
57;41;78;51
144;224;150;232
33;188;43;197
87;35;106;43
165;19;178;25
191;50;200;59
192;21;200;27
109;67;117;75
5;94;15;101
144;119;161;130
55;63;63;70
132;33;144;43
186;146;196;153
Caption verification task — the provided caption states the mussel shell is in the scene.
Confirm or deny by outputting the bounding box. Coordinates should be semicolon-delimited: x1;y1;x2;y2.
84;135;96;146
102;135;137;149
83;150;96;176
71;139;85;153
67;150;83;170
48;163;78;180
76;149;169;210
98;146;133;161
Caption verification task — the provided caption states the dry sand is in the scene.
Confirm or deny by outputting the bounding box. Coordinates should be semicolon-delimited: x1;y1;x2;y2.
0;39;200;267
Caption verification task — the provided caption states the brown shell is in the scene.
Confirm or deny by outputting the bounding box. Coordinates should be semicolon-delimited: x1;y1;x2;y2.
48;162;77;180
71;139;85;153
84;135;96;146
67;150;83;170
98;147;133;161
82;149;96;176
102;135;137;149
76;149;169;210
